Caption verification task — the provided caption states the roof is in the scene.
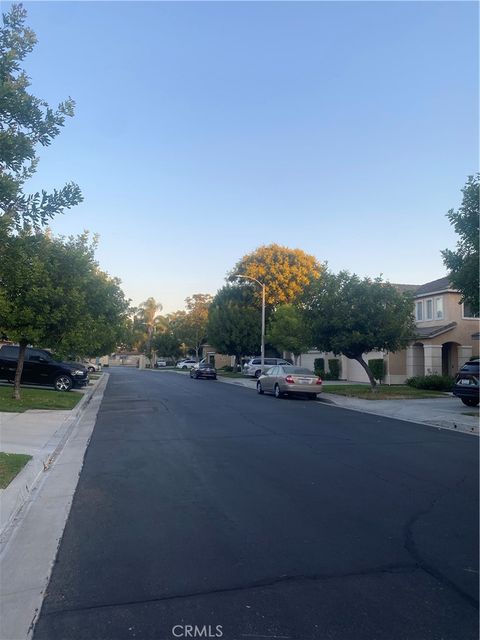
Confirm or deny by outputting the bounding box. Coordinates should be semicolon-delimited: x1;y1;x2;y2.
414;276;455;297
415;322;457;340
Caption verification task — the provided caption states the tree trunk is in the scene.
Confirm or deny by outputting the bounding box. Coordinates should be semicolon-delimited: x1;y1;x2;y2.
13;340;28;400
353;355;377;390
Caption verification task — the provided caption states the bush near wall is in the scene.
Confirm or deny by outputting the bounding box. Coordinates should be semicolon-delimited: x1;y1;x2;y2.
406;375;454;391
369;358;385;383
328;359;341;380
314;358;325;376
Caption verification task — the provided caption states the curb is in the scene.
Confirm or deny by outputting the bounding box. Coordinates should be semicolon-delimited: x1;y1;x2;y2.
0;375;108;541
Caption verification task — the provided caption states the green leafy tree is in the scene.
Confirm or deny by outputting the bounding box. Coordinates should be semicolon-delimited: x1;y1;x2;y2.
183;293;212;360
267;304;312;363
0;231;129;399
152;331;182;363
302;271;416;389
0;4;82;231
230;244;323;307
207;285;261;368
441;174;479;313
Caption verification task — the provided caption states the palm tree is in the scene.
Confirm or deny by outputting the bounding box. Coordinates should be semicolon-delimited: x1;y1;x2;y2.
138;297;163;360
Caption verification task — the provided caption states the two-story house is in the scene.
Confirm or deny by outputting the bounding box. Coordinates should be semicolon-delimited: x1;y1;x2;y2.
298;276;479;383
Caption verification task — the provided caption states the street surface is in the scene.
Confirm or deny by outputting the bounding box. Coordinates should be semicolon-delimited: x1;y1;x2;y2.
33;368;479;640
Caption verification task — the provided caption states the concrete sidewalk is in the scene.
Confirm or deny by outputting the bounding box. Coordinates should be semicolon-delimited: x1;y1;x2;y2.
0;376;105;536
0;374;109;640
216;375;479;435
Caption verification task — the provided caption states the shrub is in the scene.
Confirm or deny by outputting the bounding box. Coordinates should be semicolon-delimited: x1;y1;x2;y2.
314;358;325;376
222;365;234;372
369;358;385;383
405;375;454;391
328;358;341;380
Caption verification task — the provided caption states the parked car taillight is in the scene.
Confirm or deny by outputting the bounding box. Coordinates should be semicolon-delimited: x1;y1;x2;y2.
316;377;322;385
285;375;295;384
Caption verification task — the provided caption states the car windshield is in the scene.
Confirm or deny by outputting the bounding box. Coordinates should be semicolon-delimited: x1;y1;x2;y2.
200;363;213;368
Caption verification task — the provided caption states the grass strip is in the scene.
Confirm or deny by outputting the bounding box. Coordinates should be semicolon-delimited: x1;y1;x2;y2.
0;452;32;489
322;384;448;400
0;386;82;412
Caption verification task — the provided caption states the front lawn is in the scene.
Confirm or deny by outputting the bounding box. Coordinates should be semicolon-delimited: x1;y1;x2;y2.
0;452;32;488
0;386;83;412
323;385;449;400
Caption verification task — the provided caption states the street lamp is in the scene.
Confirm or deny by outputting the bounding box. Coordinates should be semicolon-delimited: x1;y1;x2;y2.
236;275;266;370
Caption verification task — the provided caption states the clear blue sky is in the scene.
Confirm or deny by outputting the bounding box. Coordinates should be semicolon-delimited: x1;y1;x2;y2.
16;1;479;313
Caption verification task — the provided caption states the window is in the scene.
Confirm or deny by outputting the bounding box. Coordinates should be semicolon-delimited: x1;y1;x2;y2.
435;297;444;320
426;299;433;320
415;301;423;321
463;302;479;319
0;346;19;359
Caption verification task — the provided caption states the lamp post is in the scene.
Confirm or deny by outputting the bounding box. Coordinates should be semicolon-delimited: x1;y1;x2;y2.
236;275;266;370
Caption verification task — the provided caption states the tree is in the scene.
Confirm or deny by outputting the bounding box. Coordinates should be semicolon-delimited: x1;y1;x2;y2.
207;285;261;368
152;332;182;363
136;297;163;359
302;271;416;389
0;231;129;399
230;244;323;307
267;304;312;364
441;174;479;313
0;4;82;231
183;294;212;360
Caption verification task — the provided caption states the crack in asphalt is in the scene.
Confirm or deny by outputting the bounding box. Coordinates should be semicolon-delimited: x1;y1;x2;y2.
404;474;479;610
43;562;419;617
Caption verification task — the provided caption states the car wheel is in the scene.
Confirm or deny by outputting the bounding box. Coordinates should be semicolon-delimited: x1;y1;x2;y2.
461;397;479;407
87;366;95;373
274;384;283;399
254;370;262;378
182;365;188;370
256;381;264;395
54;374;73;392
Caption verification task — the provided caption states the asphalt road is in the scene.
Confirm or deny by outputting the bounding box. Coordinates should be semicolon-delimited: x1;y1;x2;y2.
34;368;479;640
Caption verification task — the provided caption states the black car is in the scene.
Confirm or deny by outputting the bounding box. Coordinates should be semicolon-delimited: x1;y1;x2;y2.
190;362;217;380
453;359;479;407
0;345;89;391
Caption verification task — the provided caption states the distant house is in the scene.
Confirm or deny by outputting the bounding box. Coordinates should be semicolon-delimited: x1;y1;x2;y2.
298;276;479;383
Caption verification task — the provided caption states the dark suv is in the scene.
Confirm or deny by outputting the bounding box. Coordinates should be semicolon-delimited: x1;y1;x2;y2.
453;359;479;407
0;345;89;391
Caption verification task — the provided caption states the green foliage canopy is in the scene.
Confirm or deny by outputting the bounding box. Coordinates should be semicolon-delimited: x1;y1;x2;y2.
0;3;82;230
266;304;312;360
0;231;130;394
442;174;479;313
207;285;261;363
302;271;416;388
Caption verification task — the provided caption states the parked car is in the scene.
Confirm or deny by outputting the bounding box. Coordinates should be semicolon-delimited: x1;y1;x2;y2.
176;359;197;370
191;358;210;370
243;357;293;378
154;360;167;368
257;365;322;399
453;359;479;407
190;362;217;380
0;345;89;391
82;360;101;373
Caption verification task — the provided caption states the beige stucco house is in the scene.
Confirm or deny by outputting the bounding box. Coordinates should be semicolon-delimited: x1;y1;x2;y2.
299;276;479;383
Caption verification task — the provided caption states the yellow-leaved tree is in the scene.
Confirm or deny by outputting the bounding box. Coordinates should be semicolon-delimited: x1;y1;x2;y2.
230;244;323;306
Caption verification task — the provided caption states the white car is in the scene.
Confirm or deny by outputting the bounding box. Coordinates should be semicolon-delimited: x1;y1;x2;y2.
82;360;101;373
176;359;197;370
